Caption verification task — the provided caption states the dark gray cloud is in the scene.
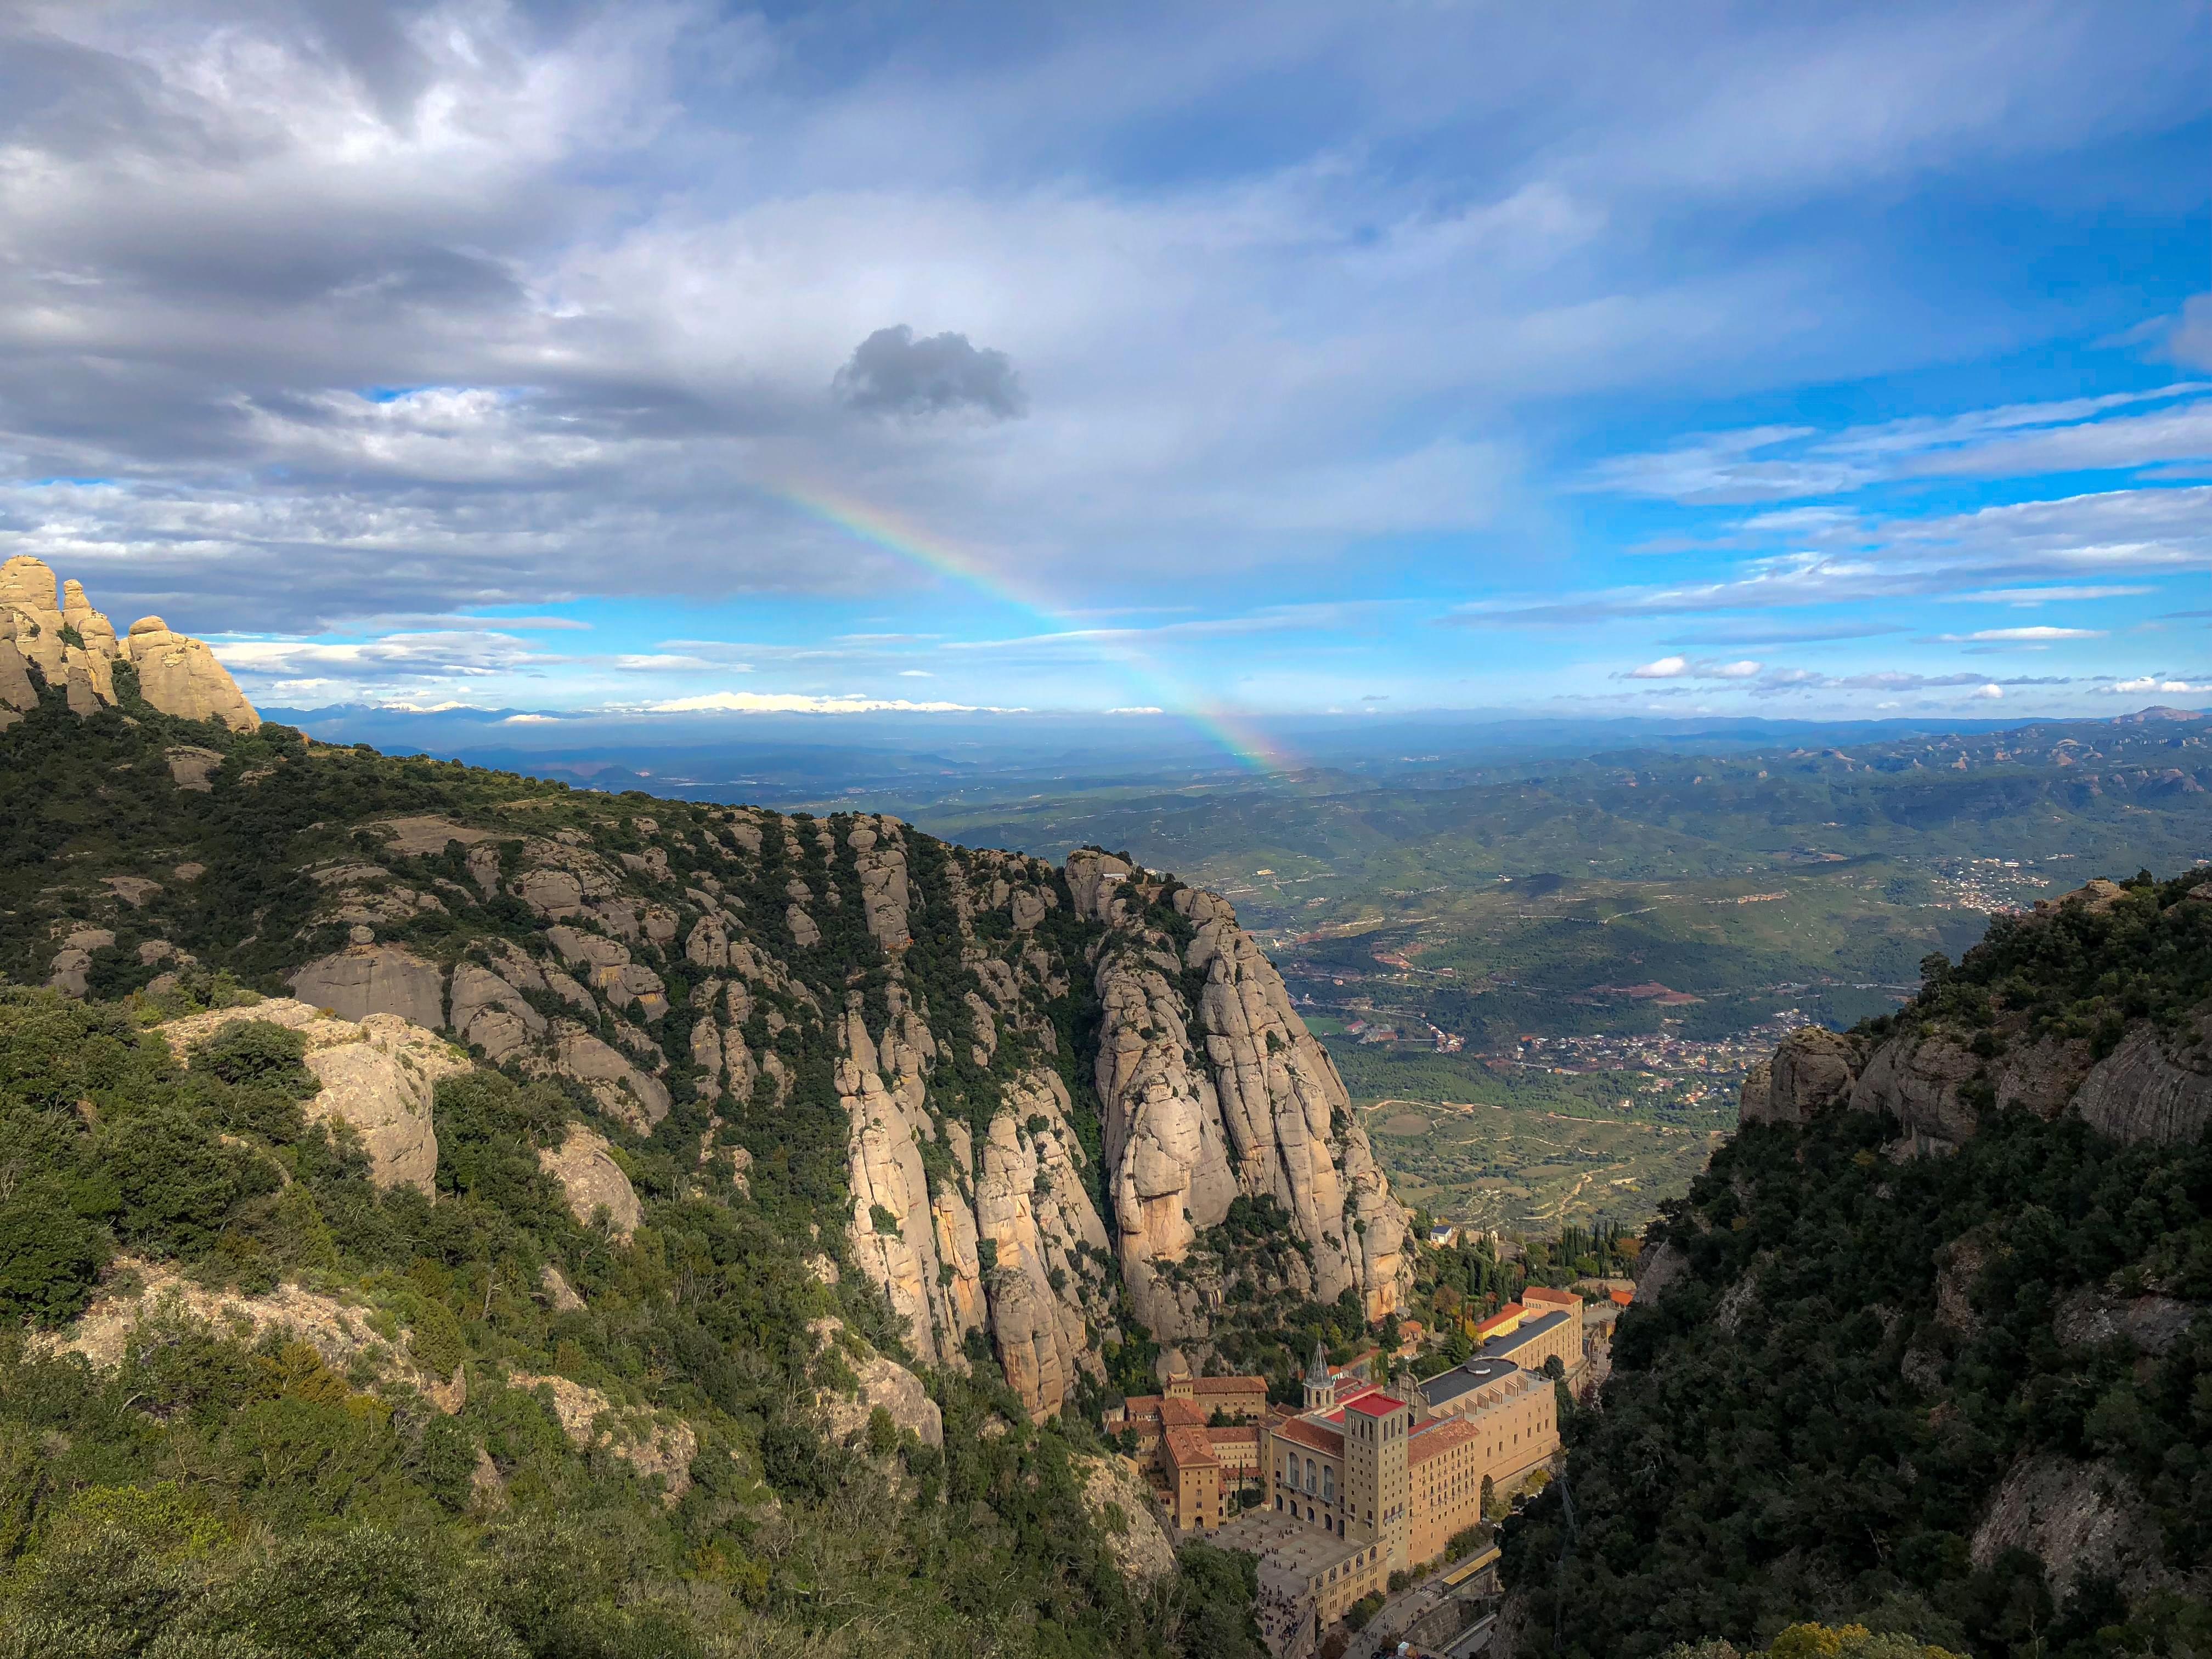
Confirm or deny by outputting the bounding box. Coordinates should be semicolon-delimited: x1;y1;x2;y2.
833;326;1026;419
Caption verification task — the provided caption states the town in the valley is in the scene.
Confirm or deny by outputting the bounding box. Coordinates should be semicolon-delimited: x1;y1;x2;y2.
1107;1279;1629;1656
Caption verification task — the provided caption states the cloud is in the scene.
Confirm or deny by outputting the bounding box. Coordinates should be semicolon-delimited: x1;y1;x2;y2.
641;691;1020;714
1939;585;2151;606
1940;626;2106;641
1618;654;1765;681
1105;706;1165;715
2169;294;2212;370
1592;386;2212;504
1974;684;2004;698
832;325;1027;419
2100;676;2208;694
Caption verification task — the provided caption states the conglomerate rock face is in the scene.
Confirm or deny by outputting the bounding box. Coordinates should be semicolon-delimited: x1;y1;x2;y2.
15;706;1419;1419
1072;850;1412;1340
0;557;259;732
1734;878;2212;1158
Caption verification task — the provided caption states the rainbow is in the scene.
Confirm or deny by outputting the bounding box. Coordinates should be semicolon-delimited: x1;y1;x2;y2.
769;482;1296;773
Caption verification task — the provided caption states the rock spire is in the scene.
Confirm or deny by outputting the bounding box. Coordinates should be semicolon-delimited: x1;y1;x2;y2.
0;556;259;732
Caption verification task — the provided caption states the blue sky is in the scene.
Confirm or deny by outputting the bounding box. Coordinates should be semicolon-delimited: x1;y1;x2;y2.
2;1;2208;729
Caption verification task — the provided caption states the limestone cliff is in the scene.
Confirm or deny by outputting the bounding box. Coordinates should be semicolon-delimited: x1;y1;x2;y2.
1737;874;2212;1155
1073;850;1412;1340
0;557;259;731
9;711;1419;1423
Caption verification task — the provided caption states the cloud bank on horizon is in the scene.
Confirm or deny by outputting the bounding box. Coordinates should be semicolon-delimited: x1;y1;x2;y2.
0;0;2207;730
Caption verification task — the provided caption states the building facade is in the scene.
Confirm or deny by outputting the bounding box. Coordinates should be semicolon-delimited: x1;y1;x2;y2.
1254;1336;1559;1609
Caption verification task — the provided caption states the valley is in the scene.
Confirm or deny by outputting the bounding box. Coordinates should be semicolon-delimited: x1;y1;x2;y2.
905;716;2212;1236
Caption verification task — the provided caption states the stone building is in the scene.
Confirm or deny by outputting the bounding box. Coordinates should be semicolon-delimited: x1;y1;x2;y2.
1108;1367;1272;1530
1249;1335;1561;1622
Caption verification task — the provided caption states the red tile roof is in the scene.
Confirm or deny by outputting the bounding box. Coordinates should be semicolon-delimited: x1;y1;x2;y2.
1163;1426;1220;1470
1610;1289;1633;1306
1206;1426;1260;1447
1190;1375;1267;1395
1408;1417;1480;1465
1159;1398;1206;1428
1524;1286;1579;1307
1271;1416;1344;1455
1475;1304;1524;1335
1345;1393;1406;1417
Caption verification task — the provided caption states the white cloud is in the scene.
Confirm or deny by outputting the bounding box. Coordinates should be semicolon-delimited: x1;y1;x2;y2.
1973;684;2004;698
1942;626;2106;642
1940;585;2152;605
2101;676;2207;694
1105;706;1165;714
1624;655;1689;679
641;691;1019;714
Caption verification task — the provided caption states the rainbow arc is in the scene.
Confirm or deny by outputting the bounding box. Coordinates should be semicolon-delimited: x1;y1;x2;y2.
770;482;1295;773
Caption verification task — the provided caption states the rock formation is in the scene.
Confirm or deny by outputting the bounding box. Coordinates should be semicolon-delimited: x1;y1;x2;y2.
538;1124;644;1242
1074;851;1411;1338
157;998;467;1195
0;557;259;731
1737;878;2212;1156
289;943;448;1029
1738;1026;1864;1126
17;759;1421;1420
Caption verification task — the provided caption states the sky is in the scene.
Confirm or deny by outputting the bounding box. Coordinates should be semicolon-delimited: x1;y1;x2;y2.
2;1;2209;749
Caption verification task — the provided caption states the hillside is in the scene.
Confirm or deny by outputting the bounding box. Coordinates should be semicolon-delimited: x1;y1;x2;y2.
908;710;2212;1237
1501;870;2212;1658
0;559;1415;1655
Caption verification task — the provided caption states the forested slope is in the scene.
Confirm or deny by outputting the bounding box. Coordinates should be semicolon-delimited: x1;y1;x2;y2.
1503;870;2212;1659
0;669;1413;1655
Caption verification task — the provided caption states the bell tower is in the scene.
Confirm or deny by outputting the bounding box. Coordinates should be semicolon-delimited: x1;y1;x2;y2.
1344;1391;1412;1571
1301;1337;1336;1413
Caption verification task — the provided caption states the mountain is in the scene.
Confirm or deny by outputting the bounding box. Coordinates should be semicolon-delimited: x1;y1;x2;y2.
1501;870;2212;1658
0;562;1424;1654
0;560;1410;1409
1;555;259;733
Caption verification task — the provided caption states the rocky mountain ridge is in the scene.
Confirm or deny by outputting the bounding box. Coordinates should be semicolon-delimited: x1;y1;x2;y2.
0;566;1410;1417
1510;866;2212;1658
1739;874;2212;1155
0;555;259;732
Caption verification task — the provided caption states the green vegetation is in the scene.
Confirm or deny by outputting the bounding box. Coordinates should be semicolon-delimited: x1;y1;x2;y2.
913;718;2212;1236
1869;867;2212;1055
0;692;1271;1658
1499;916;2212;1657
1360;1090;1725;1237
0;984;1265;1656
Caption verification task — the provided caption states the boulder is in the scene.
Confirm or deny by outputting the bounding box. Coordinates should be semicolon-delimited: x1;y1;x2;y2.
1076;1455;1176;1583
120;615;259;731
301;1013;470;1195
447;961;546;1062
166;746;224;792
1849;1029;1983;1153
289;944;446;1029
1631;1240;1689;1307
155;998;467;1195
2053;1286;2205;1355
537;1125;643;1242
1741;1026;1864;1126
1971;1454;2170;1601
809;1317;944;1449
546;1020;671;1129
2070;1013;2212;1146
